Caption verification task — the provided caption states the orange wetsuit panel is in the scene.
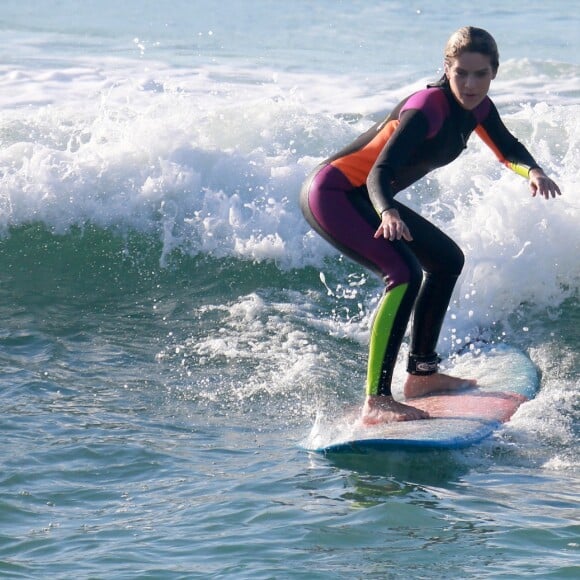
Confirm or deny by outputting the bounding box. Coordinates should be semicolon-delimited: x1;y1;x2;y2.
330;119;400;188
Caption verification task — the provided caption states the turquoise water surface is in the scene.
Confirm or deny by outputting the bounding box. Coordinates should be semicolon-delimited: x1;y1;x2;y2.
0;1;578;578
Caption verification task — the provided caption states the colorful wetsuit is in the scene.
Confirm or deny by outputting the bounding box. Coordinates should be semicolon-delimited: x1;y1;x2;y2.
300;80;539;397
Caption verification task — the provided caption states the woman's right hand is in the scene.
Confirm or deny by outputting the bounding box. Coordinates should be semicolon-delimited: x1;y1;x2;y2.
374;208;413;241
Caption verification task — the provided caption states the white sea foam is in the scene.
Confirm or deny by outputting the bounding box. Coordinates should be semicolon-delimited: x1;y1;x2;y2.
0;58;577;327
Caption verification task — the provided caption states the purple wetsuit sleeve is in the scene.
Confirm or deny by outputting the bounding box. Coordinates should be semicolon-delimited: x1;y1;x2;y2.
400;89;449;138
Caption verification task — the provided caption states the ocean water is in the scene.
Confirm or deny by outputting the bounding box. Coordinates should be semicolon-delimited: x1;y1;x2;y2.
0;1;578;578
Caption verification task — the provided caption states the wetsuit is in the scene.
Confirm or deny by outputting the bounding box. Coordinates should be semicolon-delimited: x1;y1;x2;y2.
300;80;540;397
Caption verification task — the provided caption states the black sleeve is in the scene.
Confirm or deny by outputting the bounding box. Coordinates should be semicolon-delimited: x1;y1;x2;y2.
366;109;430;214
477;102;540;176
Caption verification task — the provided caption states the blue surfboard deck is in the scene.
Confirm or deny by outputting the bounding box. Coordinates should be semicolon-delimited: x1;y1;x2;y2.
305;345;539;454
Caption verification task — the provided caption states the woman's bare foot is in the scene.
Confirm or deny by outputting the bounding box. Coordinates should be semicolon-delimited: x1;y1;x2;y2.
361;395;430;425
403;372;477;399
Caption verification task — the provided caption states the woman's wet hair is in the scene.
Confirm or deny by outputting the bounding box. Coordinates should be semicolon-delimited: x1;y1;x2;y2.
444;26;500;73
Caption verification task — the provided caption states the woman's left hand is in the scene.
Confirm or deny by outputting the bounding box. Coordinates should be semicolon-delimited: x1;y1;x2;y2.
529;168;561;200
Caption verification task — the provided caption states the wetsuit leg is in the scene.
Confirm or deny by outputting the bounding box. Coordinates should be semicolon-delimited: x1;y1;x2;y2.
395;204;465;373
301;165;422;397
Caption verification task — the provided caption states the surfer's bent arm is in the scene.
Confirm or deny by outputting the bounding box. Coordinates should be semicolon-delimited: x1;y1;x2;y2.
475;102;539;176
475;103;561;199
367;109;431;215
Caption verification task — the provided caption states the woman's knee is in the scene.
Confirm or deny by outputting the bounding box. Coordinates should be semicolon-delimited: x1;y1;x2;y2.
448;244;465;276
428;241;465;277
382;250;423;295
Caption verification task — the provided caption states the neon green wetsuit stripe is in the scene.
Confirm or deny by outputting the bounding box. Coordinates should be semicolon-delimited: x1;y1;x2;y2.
506;161;532;178
366;283;408;396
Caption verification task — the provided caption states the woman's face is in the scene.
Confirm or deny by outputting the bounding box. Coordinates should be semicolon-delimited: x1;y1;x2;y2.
445;52;496;110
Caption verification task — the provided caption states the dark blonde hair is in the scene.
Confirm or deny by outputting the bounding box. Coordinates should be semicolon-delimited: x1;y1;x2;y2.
444;26;499;73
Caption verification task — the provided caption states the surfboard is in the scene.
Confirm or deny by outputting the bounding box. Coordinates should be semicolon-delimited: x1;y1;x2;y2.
305;344;539;454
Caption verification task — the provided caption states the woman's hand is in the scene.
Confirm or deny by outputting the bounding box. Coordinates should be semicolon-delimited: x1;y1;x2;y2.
374;208;413;241
529;168;561;199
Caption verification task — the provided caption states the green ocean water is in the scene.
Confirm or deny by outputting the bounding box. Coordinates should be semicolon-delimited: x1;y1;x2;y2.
1;0;579;577
0;226;577;578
